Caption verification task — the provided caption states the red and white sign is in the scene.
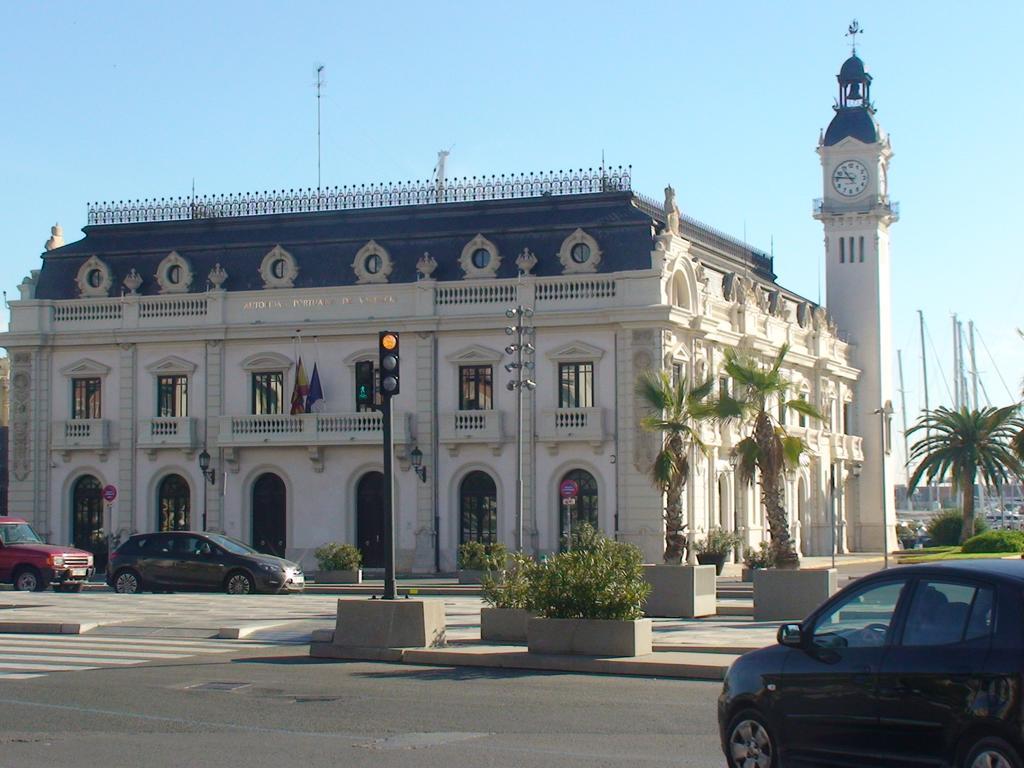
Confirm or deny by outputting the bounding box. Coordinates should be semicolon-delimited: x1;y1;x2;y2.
559;479;579;499
101;484;118;503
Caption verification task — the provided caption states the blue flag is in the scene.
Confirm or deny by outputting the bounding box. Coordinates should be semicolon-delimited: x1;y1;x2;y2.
306;363;324;413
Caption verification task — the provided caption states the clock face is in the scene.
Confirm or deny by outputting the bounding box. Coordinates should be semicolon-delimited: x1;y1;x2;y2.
832;160;869;197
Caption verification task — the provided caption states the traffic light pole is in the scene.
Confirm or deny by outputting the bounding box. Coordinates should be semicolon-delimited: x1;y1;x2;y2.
381;395;397;600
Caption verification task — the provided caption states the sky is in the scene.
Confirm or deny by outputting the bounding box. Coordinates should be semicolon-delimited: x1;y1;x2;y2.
1;1;1022;460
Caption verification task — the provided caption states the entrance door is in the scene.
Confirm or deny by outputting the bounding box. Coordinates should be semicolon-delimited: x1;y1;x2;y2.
356;472;385;568
252;473;286;557
72;475;107;571
157;474;191;532
460;471;497;544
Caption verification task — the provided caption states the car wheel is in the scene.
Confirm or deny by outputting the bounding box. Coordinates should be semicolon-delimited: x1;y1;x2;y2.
225;571;254;595
113;569;142;594
964;737;1023;768
726;709;778;768
13;567;46;592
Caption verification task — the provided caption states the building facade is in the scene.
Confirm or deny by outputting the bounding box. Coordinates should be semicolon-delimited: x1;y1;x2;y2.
2;51;892;573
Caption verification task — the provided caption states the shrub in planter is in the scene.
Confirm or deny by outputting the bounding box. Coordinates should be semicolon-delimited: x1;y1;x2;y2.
926;509;988;547
314;543;362;571
530;524;650;621
480;554;538;642
695;527;741;574
457;541;507;572
961;530;1024;554
743;541;776;570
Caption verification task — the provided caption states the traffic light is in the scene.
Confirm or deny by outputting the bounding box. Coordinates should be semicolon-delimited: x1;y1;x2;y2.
379;331;400;397
355;360;375;409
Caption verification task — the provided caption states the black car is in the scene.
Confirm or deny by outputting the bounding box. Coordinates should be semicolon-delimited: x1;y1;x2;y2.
105;531;304;595
719;560;1024;768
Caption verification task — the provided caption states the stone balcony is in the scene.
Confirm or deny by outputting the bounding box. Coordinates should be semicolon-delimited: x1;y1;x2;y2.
52;419;111;460
137;417;199;457
537;407;605;454
216;411;411;472
830;432;864;462
439;410;503;455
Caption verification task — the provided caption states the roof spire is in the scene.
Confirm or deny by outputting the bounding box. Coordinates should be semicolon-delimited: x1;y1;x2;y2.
846;19;863;56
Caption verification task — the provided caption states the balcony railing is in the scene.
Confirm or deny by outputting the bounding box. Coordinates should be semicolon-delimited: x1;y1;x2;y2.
813;196;899;218
216;411;410;448
439;410;504;455
537;408;605;452
137;417;198;454
52;419;110;455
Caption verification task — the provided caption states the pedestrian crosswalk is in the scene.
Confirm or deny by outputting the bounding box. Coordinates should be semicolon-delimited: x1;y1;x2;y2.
0;633;271;681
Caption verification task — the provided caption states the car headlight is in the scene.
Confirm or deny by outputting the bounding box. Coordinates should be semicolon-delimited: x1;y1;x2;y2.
258;563;279;573
48;555;64;567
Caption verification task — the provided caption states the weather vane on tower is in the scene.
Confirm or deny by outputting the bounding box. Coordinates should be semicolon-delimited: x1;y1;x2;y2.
846;19;863;55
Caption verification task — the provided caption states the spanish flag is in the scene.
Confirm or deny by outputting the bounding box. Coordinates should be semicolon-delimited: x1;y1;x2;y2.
290;357;309;415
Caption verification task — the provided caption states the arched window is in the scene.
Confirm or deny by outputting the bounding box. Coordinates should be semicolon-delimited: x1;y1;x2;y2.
559;468;598;543
460;471;497;544
157;474;191;532
72;475;106;570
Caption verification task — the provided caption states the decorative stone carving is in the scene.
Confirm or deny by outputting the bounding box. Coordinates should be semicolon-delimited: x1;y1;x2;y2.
208;263;228;290
797;302;811;328
416;252;437;279
812;306;828;330
155;251;193;294
515;248;537;275
767;290;783;317
260;245;298;289
123;269;143;295
10;354;31;482
44;223;64;252
76;256;113;297
18;270;39;300
459;234;501;279
556;229;602;274
664;185;681;236
353;240;393;284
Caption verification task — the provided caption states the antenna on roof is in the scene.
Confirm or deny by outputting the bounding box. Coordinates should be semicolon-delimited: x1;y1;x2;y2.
315;64;326;194
434;148;451;203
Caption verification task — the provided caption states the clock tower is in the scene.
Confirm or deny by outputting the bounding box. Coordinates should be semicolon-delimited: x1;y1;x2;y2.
815;30;898;553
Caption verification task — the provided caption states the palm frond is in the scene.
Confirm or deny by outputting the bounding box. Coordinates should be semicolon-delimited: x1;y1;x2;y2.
781;435;806;468
786;398;824;422
732;437;759;487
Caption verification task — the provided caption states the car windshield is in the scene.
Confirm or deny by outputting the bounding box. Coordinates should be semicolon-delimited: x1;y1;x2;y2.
0;523;44;545
205;533;259;556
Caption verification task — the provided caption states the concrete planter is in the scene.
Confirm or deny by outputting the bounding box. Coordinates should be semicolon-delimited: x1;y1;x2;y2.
527;617;652;657
331;599;446;648
753;568;838;622
314;569;362;584
741;567;762;583
642;564;717;618
480;607;532;642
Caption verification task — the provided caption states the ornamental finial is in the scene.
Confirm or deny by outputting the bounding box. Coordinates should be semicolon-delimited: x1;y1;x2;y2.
846;19;863;55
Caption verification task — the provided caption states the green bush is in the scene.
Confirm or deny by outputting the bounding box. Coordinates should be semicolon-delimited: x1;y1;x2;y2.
961;530;1024;554
529;524;651;621
313;542;362;571
925;509;988;546
696;526;742;555
481;553;538;610
743;541;776;569
457;541;507;571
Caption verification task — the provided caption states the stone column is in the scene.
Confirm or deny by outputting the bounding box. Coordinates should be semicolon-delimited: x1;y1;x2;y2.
117;344;136;536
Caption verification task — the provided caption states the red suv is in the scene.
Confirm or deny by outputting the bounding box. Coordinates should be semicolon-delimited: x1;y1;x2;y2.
0;516;95;592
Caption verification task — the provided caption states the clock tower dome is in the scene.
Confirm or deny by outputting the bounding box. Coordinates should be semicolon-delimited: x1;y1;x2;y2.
815;25;899;553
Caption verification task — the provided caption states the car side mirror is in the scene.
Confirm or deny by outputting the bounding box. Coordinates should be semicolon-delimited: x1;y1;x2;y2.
777;623;804;648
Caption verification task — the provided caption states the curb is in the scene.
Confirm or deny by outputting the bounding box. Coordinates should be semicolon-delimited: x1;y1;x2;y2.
0;621;97;634
217;621;291;639
309;641;735;680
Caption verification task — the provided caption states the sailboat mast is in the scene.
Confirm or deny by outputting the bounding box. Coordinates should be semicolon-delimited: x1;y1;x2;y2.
918;310;932;506
897;349;911;508
969;320;979;410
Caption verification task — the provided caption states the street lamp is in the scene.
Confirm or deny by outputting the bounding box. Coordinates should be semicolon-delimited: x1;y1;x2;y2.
505;302;535;553
410;445;427;483
873;400;894;569
198;448;216;532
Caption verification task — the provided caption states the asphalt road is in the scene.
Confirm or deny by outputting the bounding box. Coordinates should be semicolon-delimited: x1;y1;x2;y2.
0;644;726;768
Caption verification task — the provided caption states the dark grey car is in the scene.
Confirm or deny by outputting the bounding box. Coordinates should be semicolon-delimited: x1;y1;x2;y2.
105;531;304;594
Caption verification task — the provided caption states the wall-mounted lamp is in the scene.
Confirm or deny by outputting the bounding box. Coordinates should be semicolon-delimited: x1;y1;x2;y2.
198;448;216;486
851;462;863;478
410;445;427;483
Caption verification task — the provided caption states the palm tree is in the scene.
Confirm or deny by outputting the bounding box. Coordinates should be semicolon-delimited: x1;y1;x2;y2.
908;406;1024;544
712;344;822;569
636;371;715;564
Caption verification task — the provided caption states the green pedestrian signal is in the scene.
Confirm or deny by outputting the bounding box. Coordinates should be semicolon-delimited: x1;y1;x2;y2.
355;360;375;408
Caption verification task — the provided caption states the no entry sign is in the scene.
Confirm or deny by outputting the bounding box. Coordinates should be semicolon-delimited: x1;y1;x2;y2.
102;484;118;503
559;479;579;499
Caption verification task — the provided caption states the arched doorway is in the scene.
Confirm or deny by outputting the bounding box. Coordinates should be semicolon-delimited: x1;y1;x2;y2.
356;471;385;568
252;473;286;557
157;474;191;532
72;475;107;571
558;468;598;543
460;471;497;544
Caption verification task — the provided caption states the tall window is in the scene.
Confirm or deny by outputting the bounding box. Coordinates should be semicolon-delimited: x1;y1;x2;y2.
798;392;809;428
157;375;188;417
559;362;594;408
842;402;851;435
859;236;865;263
718;376;731;400
672;362;686;386
72;378;101;419
839;238;845;263
777;392;787;425
460;366;492;410
252;372;284;415
460;471;497;545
